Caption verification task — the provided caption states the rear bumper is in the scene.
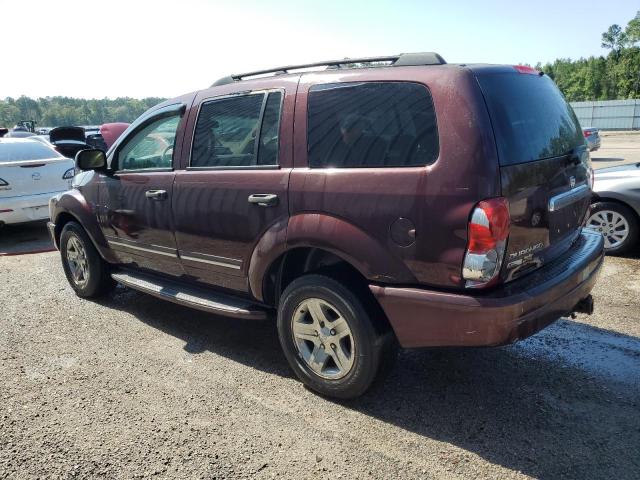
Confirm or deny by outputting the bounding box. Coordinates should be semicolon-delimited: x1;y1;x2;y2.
0;191;64;225
370;230;604;348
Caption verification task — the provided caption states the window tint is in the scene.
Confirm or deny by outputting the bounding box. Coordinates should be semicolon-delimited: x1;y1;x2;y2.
257;92;282;166
0;140;63;163
118;115;180;170
307;82;438;168
191;94;266;168
476;73;584;165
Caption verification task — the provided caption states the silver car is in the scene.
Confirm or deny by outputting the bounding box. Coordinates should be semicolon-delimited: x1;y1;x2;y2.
583;128;601;151
588;163;640;254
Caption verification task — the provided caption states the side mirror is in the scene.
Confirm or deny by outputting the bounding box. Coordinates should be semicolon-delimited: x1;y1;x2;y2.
75;149;107;171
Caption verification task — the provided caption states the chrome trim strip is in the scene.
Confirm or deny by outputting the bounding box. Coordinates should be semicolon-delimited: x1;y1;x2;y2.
180;254;242;270
548;184;590;212
107;240;177;258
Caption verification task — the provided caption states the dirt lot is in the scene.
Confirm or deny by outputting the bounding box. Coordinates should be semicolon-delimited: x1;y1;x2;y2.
1;249;639;479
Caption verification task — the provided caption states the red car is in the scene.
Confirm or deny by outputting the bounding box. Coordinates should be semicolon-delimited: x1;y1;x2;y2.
48;53;603;398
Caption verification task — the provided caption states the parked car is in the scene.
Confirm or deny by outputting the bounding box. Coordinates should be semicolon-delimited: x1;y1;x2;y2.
587;163;640;254
48;54;603;398
583;127;601;151
0;138;74;227
100;123;130;150
5;126;35;138
49;126;92;159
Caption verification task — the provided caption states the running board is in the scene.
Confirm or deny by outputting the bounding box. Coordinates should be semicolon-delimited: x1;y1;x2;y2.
111;270;268;320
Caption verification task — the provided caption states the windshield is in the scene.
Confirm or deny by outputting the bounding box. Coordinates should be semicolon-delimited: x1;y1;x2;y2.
476;72;584;165
0;141;63;163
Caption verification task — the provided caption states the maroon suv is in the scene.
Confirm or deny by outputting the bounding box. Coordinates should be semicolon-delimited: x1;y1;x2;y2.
48;53;604;398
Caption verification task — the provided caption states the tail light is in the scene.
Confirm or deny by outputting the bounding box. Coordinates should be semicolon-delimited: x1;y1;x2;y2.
462;197;510;288
583;130;592;138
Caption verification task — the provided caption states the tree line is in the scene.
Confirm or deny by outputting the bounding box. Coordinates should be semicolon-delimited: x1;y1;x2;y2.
535;12;639;101
0;96;166;129
1;12;639;129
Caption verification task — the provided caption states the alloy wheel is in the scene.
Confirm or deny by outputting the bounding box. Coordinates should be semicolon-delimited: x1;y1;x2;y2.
291;298;355;380
66;235;90;288
587;210;630;250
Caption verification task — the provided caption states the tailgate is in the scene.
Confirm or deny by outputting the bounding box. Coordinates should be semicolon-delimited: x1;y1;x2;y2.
475;68;591;282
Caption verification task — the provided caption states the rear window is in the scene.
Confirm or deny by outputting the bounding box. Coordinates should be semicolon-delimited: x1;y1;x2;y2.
0;141;62;163
477;73;584;165
307;82;439;168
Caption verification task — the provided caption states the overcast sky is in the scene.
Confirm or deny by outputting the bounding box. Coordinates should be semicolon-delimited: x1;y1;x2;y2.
1;0;638;99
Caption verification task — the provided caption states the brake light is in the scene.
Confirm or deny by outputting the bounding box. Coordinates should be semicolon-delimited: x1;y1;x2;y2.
583;130;592;138
462;197;510;288
513;65;540;75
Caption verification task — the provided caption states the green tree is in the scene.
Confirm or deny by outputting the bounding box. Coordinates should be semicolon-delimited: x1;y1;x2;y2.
625;10;640;45
602;24;628;56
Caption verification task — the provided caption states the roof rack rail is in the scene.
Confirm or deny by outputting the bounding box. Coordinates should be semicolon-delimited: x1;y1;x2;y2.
211;52;446;87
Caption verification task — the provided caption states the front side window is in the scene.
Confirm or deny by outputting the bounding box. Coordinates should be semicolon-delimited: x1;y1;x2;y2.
117;115;180;171
192;92;283;168
307;82;439;168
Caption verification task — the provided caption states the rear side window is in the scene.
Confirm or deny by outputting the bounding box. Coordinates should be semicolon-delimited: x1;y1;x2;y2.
307;82;438;168
191;92;282;168
476;73;584;165
0;141;62;162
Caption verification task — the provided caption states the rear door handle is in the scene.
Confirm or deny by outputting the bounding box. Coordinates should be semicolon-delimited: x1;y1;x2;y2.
248;193;278;207
145;189;167;200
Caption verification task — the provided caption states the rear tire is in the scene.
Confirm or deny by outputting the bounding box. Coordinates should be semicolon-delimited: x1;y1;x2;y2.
277;274;394;399
587;201;639;255
60;221;115;298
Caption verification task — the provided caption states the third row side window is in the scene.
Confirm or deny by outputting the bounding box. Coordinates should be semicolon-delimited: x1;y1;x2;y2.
191;91;282;168
307;82;439;168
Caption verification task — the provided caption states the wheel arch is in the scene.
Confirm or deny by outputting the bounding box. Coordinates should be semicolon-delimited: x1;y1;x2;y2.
52;191;116;262
261;246;394;337
591;194;640;223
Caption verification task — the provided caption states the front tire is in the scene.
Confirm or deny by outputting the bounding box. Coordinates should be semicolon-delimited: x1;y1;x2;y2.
60;221;115;298
277;274;393;399
587;201;639;255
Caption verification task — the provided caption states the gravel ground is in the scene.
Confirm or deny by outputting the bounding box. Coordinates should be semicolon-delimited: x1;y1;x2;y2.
0;221;54;256
1;252;639;480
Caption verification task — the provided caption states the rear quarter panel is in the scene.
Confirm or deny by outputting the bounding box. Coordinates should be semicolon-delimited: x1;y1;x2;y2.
289;66;500;289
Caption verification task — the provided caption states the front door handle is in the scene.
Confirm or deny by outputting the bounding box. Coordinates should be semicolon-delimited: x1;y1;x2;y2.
248;193;278;207
145;189;167;200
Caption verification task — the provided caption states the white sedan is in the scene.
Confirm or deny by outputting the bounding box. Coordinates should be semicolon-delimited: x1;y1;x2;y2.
0;138;75;226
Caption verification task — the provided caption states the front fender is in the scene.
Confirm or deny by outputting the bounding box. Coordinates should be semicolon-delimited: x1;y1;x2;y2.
51;187;117;263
